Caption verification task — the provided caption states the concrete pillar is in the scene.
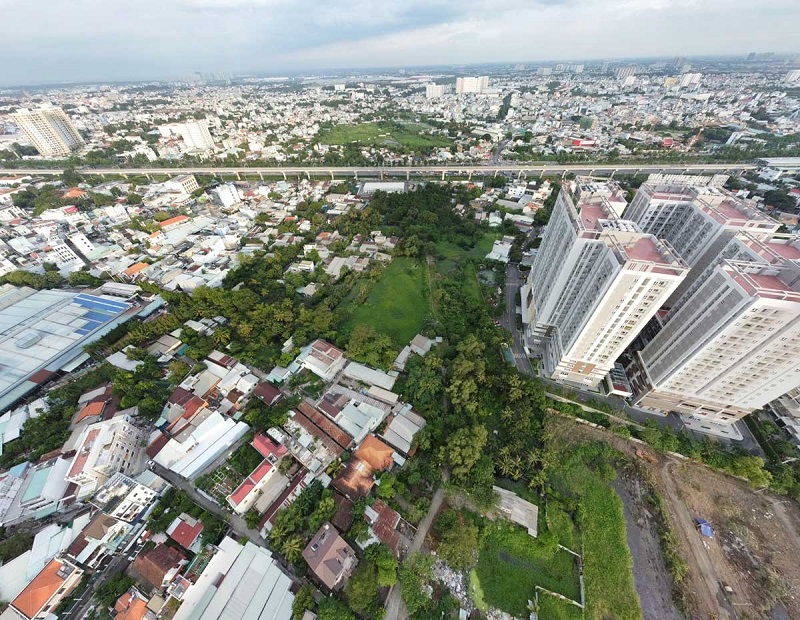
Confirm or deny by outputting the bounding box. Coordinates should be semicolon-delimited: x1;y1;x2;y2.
589;169;595;177
258;172;263;180
236;171;241;180
494;169;499;177
539;169;544;178
282;171;287;181
441;171;445;181
609;169;616;179
354;171;358;180
406;170;410;180
329;171;334;181
306;171;310;180
468;170;472;181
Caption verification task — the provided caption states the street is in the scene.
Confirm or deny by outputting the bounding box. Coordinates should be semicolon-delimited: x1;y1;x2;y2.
147;461;268;548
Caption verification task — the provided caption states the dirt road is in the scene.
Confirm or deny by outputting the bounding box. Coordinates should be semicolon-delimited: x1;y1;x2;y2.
657;461;735;620
613;475;685;620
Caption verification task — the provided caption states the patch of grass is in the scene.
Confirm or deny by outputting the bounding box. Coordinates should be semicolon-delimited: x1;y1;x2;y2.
340;258;430;347
435;232;500;276
321;122;452;150
548;444;641;620
469;569;487;612
476;521;581;617
537;595;584;620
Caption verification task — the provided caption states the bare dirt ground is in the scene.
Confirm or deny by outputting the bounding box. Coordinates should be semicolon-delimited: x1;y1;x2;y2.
612;475;685;620
660;461;800;620
566;421;800;620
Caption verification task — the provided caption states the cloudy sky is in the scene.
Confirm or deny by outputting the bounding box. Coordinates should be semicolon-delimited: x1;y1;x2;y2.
2;0;797;85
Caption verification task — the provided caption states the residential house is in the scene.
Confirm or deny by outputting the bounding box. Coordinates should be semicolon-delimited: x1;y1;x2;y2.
302;523;357;591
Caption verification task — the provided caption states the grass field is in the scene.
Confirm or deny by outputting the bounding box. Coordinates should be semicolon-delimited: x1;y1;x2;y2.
548;445;642;620
475;521;581;617
435;232;500;276
320;122;452;150
340;258;430;347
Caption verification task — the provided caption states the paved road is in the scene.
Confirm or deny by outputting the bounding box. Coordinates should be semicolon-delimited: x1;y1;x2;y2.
62;555;129;620
0;162;755;179
148;461;267;548
501;264;534;375
384;487;445;620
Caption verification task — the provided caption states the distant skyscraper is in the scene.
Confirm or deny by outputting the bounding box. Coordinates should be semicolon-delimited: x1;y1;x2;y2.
12;106;85;157
614;65;637;80
456;76;489;94
786;70;800;84
425;84;445;99
679;72;702;89
521;185;688;387
176;120;215;150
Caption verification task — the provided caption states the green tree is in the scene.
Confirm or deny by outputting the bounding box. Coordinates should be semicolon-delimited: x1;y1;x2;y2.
291;586;315;620
344;562;379;614
317;598;355;620
435;513;479;570
364;543;398;587
346;324;395;369
398;553;434;616
442;425;488;478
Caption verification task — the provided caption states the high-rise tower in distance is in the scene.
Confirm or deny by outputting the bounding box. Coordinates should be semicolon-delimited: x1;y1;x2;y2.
12;106;85;157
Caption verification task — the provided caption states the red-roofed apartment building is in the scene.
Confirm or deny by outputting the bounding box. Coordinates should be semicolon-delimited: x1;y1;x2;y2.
166;514;204;552
113;589;154;620
131;544;186;591
4;558;83;620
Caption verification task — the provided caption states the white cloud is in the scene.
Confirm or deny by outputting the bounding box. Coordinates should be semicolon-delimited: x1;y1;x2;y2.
0;0;797;84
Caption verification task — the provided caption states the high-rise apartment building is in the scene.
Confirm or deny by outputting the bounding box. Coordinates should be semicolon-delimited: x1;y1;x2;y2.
614;65;637;80
784;69;800;83
629;260;800;426
11;106;85;157
456;76;489;94
679;72;702;89
425;84;445;98
521;186;688;387
624;183;779;306
176;120;215;150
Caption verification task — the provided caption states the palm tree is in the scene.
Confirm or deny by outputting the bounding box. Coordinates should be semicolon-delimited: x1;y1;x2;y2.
282;535;304;565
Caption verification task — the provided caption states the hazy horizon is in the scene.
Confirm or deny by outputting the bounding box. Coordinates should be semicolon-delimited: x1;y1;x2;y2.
2;0;799;87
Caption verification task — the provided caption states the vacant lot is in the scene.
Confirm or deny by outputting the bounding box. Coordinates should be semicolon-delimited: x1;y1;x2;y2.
320;122;452;150
435;232;500;276
340;258;430;347
474;520;581;617
547;442;642;620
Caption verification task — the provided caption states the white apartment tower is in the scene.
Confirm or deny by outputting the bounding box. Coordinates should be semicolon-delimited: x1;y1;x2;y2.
425;84;445;99
12;107;85;157
624;183;779;307
630;260;800;425
679;72;702;89
456;76;489;94
521;186;688;387
614;66;637;80
177;120;215;150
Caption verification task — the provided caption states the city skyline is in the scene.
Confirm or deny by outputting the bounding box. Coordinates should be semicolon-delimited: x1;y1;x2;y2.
3;0;799;86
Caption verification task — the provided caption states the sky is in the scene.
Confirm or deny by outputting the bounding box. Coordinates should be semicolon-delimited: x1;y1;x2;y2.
2;0;798;86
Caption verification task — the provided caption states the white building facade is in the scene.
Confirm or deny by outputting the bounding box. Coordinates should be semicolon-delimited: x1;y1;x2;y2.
521;186;688;387
11;107;85;157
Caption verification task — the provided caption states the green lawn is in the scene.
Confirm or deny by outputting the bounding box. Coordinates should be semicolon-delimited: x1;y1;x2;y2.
320;122;452;150
537;595;584;620
340;258;430;347
475;521;581;617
